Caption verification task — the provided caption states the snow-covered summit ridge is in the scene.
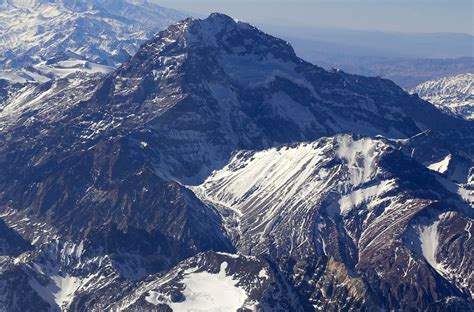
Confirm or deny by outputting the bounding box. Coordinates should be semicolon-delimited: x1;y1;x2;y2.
411;73;473;120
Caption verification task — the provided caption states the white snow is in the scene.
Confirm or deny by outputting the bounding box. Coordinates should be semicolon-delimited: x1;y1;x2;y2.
145;262;248;311
417;217;450;277
411;73;474;120
458;186;474;207
193;140;329;249
336;136;385;186
34;60;114;79
215;252;241;259
427;154;451;174
435;176;474;208
338;179;397;215
51;275;83;308
0;60;114;84
419;220;440;269
193;135;392;255
0;0;186;82
0;74;99;131
29;274;83;310
258;268;269;280
0;70;30;83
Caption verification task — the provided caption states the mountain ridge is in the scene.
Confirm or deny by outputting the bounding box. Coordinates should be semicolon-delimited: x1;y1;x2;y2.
411;73;474;120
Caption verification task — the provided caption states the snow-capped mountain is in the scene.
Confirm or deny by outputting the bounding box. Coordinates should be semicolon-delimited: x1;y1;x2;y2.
411;73;474;120
194;135;473;309
0;0;187;82
0;13;473;311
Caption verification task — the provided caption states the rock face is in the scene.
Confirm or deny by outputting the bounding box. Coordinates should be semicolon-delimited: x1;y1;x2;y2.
0;0;187;82
0;13;473;311
0;219;32;256
411;73;474;121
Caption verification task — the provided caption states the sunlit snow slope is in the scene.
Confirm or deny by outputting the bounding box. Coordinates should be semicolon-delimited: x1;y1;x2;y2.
412;73;474;120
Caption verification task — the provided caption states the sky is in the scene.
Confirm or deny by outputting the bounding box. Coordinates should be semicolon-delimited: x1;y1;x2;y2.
155;0;474;35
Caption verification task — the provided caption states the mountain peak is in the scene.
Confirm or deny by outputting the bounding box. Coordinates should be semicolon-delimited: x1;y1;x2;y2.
207;12;239;24
185;13;295;55
131;12;298;78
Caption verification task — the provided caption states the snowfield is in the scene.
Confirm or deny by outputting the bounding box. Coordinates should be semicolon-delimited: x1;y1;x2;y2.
145;262;248;311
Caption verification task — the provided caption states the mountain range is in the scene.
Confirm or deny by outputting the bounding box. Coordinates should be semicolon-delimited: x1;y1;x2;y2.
411;73;473;121
0;8;473;312
0;0;187;82
262;24;474;88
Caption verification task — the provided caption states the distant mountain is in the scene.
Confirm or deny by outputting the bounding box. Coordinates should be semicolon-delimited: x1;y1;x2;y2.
411;73;474;120
0;0;187;82
0;13;472;311
295;48;473;89
260;25;474;88
283;39;474;88
263;24;474;59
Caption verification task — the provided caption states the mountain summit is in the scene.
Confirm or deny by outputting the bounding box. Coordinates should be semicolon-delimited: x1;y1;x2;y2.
102;13;472;179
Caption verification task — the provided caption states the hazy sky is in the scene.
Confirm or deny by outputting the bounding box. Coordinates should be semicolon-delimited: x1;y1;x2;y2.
155;0;474;34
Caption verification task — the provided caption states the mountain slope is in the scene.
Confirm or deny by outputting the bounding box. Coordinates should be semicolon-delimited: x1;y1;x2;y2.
411;73;474;120
0;0;187;82
114;252;304;311
194;135;473;310
0;13;473;311
97;13;471;180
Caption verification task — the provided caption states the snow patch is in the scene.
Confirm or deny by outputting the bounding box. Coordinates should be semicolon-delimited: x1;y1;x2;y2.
336;136;385;186
30;274;82;310
215;252;240;259
339;179;397;215
417;218;450;277
427;154;451;174
145;261;248;311
258;268;269;280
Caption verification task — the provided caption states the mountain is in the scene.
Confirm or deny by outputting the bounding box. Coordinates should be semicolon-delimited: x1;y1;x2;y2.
262;24;474;60
0;13;473;311
411;73;474;120
0;0;187;82
261;24;474;88
194;135;473;310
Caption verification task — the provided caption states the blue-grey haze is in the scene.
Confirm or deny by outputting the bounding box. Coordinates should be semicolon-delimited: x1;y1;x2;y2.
154;0;473;35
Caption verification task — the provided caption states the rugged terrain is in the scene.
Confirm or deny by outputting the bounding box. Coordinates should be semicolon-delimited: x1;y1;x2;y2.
411;73;473;121
0;0;186;82
0;13;473;311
